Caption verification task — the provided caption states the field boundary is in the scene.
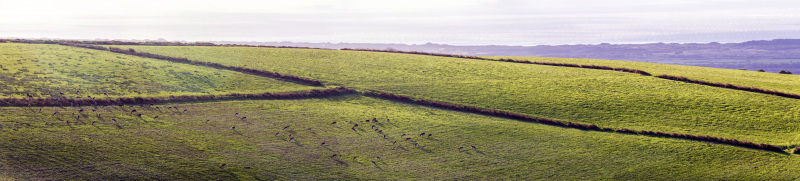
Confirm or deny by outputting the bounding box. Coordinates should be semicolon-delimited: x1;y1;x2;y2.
0;87;356;107
340;48;652;76
339;48;800;101
52;43;325;86
1;39;332;49
655;75;800;99
362;90;786;153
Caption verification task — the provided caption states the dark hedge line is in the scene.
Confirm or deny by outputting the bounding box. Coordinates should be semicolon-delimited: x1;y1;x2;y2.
340;48;652;76
0;39;329;50
0;87;355;107
655;75;800;99
58;42;109;51
103;47;324;86
362;90;785;153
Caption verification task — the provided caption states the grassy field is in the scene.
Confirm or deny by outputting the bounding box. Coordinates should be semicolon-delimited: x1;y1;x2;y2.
0;43;317;99
112;45;800;146
5;42;800;179
3;95;800;180
491;56;800;95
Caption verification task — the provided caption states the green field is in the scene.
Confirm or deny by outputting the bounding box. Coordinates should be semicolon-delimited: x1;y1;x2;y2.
112;45;800;146
492;56;800;95
4;42;800;179
3;96;800;180
0;43;317;99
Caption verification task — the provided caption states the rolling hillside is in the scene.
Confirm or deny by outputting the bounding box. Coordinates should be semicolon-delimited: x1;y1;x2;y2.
112;45;800;146
3;41;800;179
0;43;318;99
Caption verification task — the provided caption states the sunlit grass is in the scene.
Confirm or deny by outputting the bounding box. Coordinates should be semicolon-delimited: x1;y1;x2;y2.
0;43;317;99
116;45;800;145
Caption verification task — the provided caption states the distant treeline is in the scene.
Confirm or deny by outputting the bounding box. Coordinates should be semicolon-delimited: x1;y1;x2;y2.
0;38;330;49
363;90;785;153
655;75;800;99
0;87;355;107
340;48;652;76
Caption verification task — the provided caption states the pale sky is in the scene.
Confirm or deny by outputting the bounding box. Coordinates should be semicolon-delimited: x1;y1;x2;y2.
1;0;799;45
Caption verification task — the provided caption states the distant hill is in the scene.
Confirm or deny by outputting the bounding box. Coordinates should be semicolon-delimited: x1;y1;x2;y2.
211;39;800;74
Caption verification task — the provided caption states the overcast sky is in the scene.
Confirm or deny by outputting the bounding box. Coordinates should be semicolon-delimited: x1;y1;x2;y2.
2;0;799;45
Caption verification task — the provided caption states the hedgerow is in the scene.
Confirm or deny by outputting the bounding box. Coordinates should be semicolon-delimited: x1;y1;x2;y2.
340;48;652;76
363;90;784;152
0;87;355;107
104;47;324;86
655;75;800;99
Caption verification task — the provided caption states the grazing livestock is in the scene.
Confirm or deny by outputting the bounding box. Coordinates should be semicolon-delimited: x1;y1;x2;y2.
459;147;464;151
428;134;432;137
79;109;84;113
154;116;159;119
92;121;96;125
401;134;406;137
414;143;418;147
232;127;236;130
471;146;477;150
405;138;411;141
386;119;390;123
130;110;136;113
351;127;357;132
365;120;370;123
206;120;210;123
353;156;357;161
321;142;326;146
235;113;239;116
219;164;227;169
354;124;359;128
420;133;426;136
371;161;377;166
376;156;381;161
283;126;290;130
383;135;386;139
241;117;247;121
53;112;58;116
371;125;376;129
275;132;280;136
392;141;397;144
422;146;426;149
307;128;312;131
331;154;338;159
290;137;295;141
331;121;337;125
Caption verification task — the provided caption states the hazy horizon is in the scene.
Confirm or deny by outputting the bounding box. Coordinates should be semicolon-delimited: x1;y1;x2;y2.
2;0;799;46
